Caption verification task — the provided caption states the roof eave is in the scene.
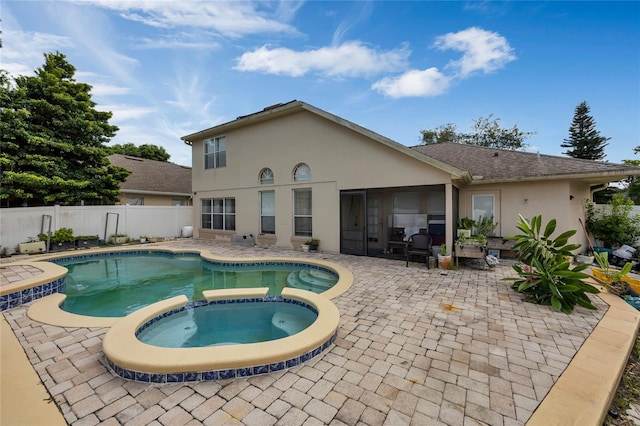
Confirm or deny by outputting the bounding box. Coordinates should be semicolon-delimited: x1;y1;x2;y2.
120;189;192;197
468;169;640;185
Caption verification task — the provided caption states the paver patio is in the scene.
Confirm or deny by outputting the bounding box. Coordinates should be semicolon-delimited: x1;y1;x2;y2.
0;240;625;425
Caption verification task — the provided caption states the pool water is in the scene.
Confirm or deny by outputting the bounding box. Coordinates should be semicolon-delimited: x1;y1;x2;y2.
57;253;338;317
136;300;318;348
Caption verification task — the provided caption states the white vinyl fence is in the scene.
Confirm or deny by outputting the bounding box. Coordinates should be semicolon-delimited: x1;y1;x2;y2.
0;205;193;253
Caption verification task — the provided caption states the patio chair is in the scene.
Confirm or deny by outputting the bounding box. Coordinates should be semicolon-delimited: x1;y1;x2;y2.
405;233;433;268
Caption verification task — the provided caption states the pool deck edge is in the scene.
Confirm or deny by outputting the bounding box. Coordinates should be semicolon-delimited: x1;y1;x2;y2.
0;316;67;426
526;291;640;426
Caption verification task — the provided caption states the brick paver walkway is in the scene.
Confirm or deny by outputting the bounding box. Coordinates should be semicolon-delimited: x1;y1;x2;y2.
2;240;606;425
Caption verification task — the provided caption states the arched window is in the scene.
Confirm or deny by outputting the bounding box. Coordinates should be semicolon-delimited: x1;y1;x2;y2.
259;168;274;184
293;163;311;182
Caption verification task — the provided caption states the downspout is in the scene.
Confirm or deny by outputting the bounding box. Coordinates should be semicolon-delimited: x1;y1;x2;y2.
590;183;608;200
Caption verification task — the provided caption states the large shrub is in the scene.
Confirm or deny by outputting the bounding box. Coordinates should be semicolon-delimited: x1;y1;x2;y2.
585;194;640;248
505;215;599;314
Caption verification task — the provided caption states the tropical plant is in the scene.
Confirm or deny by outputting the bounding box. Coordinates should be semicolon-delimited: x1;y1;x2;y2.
505;215;599;313
457;217;475;230
475;215;498;237
584;194;640;248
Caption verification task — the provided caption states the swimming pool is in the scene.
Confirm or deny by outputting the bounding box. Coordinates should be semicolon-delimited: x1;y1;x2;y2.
24;247;353;381
54;251;339;317
136;297;318;348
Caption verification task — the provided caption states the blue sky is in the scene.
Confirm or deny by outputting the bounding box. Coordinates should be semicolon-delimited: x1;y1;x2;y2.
2;1;639;167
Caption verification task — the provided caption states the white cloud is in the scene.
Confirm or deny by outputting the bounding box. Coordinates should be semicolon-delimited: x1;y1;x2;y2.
372;27;515;98
1;30;74;77
372;68;451;98
87;83;131;97
235;41;410;78
434;27;516;77
96;104;155;122
75;0;298;38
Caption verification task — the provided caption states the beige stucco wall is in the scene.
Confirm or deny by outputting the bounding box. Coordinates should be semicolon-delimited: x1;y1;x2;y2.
116;193;191;206
191;110;454;253
459;180;592;251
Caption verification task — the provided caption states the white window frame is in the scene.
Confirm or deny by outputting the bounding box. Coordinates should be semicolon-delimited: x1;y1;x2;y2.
293;188;312;237
259;168;274;184
472;194;495;231
204;136;226;169
260;191;275;234
293;163;311;182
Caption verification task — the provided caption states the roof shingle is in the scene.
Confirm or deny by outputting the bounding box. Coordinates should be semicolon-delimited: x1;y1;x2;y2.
108;154;192;195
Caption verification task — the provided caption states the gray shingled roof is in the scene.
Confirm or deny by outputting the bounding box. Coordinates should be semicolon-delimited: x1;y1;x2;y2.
411;143;640;183
108;154;192;195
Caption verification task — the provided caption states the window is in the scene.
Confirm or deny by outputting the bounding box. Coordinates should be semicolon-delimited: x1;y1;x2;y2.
126;197;144;205
294;189;312;237
201;198;235;230
472;194;495;232
204;136;226;169
260;191;275;234
259;168;274;184
293;163;311;182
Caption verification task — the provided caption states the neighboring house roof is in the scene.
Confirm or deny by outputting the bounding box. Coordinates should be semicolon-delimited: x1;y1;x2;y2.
412;143;640;184
108;154;192;196
181;100;470;182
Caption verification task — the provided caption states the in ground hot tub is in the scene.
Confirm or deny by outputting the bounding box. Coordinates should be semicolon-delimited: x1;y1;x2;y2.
103;287;340;383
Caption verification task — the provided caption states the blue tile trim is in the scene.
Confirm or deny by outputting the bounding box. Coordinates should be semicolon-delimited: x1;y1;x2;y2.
107;326;337;384
0;277;66;313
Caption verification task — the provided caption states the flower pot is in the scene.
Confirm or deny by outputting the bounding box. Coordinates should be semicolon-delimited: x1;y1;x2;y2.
76;237;99;249
575;254;594;265
438;254;452;269
19;241;46;254
301;244;310;252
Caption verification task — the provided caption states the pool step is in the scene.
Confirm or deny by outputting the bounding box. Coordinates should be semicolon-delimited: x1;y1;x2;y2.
286;271;334;292
272;311;310;335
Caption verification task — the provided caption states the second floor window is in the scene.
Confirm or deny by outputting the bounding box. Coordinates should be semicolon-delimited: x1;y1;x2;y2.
204;136;226;169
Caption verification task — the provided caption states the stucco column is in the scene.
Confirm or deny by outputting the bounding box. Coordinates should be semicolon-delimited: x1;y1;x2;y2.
445;183;454;255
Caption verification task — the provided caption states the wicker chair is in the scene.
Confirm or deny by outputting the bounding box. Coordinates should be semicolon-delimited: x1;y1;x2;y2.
405;233;433;268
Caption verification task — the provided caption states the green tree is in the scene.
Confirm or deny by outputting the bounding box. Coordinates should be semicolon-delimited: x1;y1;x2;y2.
561;101;610;161
621;146;640;204
107;143;171;162
420;115;534;150
0;52;130;207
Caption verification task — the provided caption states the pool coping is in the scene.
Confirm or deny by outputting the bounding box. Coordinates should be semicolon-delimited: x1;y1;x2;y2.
102;287;340;381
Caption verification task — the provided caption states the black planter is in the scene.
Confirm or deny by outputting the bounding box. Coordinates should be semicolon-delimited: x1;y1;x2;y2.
75;238;99;249
49;241;75;252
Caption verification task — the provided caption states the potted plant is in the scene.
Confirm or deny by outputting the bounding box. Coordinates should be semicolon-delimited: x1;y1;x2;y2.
305;238;319;252
475;215;498;238
438;244;452;269
110;233;129;244
591;250;637;297
40;227;75;251
19;237;47;254
75;234;99;249
457;217;475;239
139;235;148;243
